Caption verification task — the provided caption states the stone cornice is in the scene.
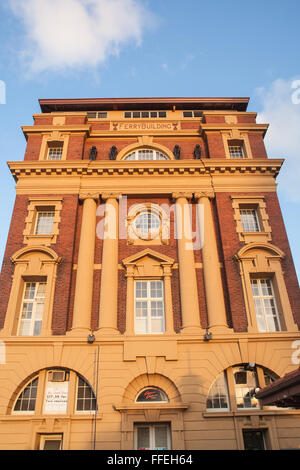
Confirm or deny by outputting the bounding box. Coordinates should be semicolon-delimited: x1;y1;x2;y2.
8;159;284;181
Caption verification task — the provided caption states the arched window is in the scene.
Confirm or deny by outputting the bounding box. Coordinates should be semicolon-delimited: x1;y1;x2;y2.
136;388;168;403
76;376;97;412
12;369;97;415
206;365;287;413
206;373;229;411
13;376;39;414
124;149;169;161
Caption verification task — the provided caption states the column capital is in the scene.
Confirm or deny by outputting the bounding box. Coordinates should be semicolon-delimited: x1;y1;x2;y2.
79;192;99;202
194;190;215;201
101;192;122;202
172;192;193;201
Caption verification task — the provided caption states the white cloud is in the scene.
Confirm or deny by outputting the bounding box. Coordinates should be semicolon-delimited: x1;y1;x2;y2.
256;78;300;202
9;0;154;73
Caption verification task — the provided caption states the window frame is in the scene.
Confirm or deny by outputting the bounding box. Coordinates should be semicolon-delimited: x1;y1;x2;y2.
12;376;39;415
134;279;165;335
17;281;47;337
75;375;97;414
134;423;171;450
34;210;55;235
39;434;63;450
250;277;282;333
206;372;230;412
124;148;169;161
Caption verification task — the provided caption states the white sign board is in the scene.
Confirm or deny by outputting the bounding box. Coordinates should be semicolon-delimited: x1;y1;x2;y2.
44;381;69;414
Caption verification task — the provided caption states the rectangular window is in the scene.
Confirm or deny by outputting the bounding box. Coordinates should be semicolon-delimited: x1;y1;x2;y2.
240;208;260;232
47;146;63;160
39;434;63;450
35;210;55;235
135;280;165;334
18;282;46;336
135;424;171;450
243;430;266;450
87;111;108;119
182;110;202;118
123;111;167;118
251;279;281;332
229;145;245;158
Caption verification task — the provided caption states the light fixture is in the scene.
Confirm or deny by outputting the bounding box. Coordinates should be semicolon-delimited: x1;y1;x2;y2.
245;361;256;371
87;333;95;344
204;330;212;342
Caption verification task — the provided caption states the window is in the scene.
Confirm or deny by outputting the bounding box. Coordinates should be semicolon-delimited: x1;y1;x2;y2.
17;282;46;336
87;111;108;119
39;434;63;450
206;373;230;411
251;278;281;332
135;280;165;334
229;145;245;158
133;211;161;240
240;208;260;232
35;210;55;235
76;376;97;413
13;377;39;414
124;149;169;160
47;146;63;160
233;366;259;409
136;388;168;403
12;369;98;417
124;111;167;118
243;430;266;450
182;110;202;118
135;423;171;450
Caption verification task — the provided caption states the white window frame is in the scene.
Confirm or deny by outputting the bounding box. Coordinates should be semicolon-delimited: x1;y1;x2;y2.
17;281;46;336
206;372;230;412
134;423;171;450
12;376;39;415
75;376;97;414
39;434;63;450
251;278;281;332
47;146;63;160
34;210;55;235
240;208;261;232
124;148;169;161
229;144;245;158
134;280;165;334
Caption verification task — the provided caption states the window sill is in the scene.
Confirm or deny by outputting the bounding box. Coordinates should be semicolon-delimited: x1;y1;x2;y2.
240;231;271;244
23;234;56;246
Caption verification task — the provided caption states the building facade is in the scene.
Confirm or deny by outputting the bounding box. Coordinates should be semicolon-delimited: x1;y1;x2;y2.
0;97;299;450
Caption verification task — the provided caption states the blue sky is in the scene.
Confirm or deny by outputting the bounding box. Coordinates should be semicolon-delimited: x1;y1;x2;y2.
0;0;299;280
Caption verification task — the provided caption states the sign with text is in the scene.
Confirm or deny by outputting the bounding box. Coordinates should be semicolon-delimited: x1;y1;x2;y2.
111;121;180;132
44;381;69;414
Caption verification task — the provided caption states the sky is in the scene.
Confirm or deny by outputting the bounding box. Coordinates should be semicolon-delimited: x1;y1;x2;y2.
0;0;299;281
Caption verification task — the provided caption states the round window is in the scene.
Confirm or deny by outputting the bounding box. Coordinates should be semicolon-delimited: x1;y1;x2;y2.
133;211;161;240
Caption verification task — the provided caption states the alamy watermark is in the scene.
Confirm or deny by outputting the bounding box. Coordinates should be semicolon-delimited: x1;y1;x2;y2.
95;196;205;250
291;340;300;365
0;80;6;104
291;80;300;104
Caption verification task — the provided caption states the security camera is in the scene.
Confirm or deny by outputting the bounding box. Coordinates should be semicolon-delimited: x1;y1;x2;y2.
245;361;256;371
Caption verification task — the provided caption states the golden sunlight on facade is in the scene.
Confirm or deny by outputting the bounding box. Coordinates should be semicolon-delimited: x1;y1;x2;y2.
0;97;299;450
